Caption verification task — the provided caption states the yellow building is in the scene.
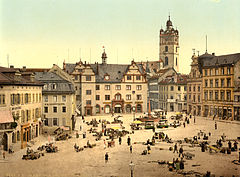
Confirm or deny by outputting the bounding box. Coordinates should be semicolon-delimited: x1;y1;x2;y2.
200;53;240;120
0;66;43;150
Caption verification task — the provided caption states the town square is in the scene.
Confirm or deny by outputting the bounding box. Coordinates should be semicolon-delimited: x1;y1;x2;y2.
0;0;240;176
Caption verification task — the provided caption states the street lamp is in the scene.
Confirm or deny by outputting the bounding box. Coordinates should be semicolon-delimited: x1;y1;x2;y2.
129;161;135;177
132;91;135;121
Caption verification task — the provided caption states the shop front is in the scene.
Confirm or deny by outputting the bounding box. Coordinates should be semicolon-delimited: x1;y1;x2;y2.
21;123;30;149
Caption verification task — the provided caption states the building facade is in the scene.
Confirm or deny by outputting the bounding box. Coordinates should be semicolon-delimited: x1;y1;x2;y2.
35;69;76;130
64;50;148;116
187;54;203;116
0;66;42;150
159;16;179;72
159;72;187;112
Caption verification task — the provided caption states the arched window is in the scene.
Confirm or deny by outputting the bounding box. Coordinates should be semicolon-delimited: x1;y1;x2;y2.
165;57;168;66
115;93;121;100
176;57;178;66
165;46;168;52
136;104;142;113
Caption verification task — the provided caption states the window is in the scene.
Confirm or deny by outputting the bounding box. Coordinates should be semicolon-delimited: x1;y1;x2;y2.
170;95;174;99
96;95;100;100
105;95;110;100
176;47;178;52
198;95;200;102
221;91;224;101
204;91;208;101
198;86;200;92
136;75;141;80
189;86;191;92
221;79;224;87
62;106;66;113
44;107;48;113
210;69;213;76
86;100;91;105
137;94;142;100
184;86;187;91
205;80;208;87
184;95;187;101
209;91;213;100
86;90;92;95
170;86;174;91
165;46;168;52
53;96;57;102
126;85;131;90
227;67;231;74
53;107;57;113
62;96;66;102
189;95;191;100
105;85;110;90
86;76;91;81
53;118;58;126
96;85;100;90
126;94;131;100
215;69;219;75
105;75;110;80
193;86;195;92
115;85;121;90
215;79;219;88
75;75;78;80
210;79;213;88
204;69;208;76
52;83;57;89
75;86;78;91
165;57;168;66
221;68;225;75
227;78;231;87
43;84;47;90
227;91;231;101
136;85;142;90
176;57;178;66
96;105;100;113
44;95;48;102
215;91;219;101
193;95;196;102
127;75;132;80
115;94;121;100
178;86;181;91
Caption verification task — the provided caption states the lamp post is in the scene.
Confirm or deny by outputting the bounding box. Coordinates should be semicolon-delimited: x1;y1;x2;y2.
129;161;135;177
132;91;135;121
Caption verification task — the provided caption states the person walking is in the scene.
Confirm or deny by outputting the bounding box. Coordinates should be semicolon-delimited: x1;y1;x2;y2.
3;151;5;159
179;146;184;158
234;141;238;151
127;136;131;146
119;136;122;145
183;122;185;128
105;152;109;163
147;144;151;154
194;116;196;123
215;122;217;130
130;145;133;153
173;143;178;153
228;141;232;149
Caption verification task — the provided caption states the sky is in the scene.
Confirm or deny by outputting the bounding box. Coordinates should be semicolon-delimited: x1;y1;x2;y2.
0;0;240;74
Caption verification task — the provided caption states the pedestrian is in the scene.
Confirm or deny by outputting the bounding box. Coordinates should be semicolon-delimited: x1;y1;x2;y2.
119;136;122;145
179;146;184;158
234;141;238;151
183;122;185;128
187;119;190;124
105;152;109;163
190;114;192;119
104;140;106;149
130;145;133;153
147;144;151;154
3;151;5;159
194;116;196;123
173;143;178;153
228;141;232;149
80;125;82;131
215;122;217;130
209;132;211;136
127;136;131;146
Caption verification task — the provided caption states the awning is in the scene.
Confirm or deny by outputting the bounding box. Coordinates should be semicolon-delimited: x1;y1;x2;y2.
0;110;14;123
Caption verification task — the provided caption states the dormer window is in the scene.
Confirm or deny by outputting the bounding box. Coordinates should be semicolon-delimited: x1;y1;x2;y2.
127;75;131;80
52;83;57;90
105;75;110;80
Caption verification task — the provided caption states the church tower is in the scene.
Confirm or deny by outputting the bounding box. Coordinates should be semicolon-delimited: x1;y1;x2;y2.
159;15;179;72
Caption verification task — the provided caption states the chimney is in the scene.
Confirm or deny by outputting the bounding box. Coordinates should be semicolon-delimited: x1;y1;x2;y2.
22;66;26;71
10;65;14;68
96;62;99;75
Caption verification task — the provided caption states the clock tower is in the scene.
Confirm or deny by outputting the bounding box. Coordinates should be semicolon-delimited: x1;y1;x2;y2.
159;16;179;72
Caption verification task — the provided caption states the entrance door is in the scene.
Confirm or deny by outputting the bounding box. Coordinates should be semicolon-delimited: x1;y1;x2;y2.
114;104;121;113
105;106;110;114
86;108;92;115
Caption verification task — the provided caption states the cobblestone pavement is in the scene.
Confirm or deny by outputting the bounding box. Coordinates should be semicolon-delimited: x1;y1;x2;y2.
0;113;239;177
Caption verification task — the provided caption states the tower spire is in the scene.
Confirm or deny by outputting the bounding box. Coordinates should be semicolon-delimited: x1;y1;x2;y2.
205;35;208;53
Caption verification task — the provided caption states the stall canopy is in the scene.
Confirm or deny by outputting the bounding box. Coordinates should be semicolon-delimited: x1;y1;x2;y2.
0;110;14;123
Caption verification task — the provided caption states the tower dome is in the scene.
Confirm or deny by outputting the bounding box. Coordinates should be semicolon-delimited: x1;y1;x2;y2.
166;15;173;29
